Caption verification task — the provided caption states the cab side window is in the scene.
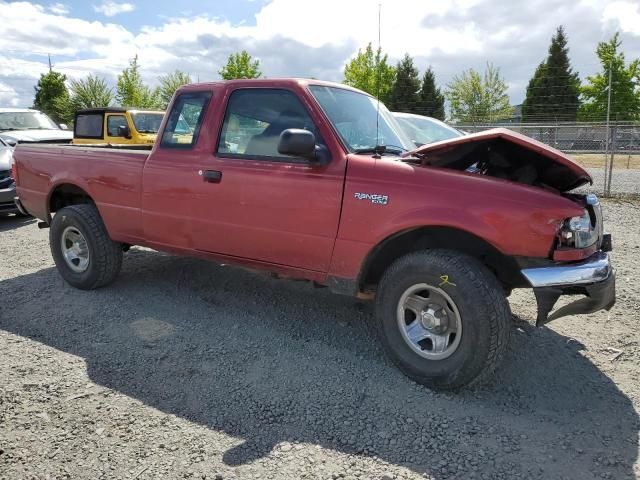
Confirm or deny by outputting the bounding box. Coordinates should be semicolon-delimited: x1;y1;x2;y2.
107;115;128;137
217;89;319;160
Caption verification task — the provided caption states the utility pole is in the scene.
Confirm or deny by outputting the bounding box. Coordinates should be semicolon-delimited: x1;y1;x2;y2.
603;59;612;196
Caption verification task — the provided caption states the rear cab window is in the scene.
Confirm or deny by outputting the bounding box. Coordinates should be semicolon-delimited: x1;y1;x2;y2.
160;91;212;149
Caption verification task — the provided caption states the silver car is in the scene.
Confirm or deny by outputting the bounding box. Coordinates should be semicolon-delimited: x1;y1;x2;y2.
0;137;20;216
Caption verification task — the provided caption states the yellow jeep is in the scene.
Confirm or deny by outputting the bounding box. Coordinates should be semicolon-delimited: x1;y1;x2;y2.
72;108;164;146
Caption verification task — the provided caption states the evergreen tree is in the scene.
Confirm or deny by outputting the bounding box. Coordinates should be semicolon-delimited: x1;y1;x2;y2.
33;70;69;124
580;32;640;121
388;53;420;113
219;51;261;80
417;67;445;120
343;43;395;103
522;26;580;122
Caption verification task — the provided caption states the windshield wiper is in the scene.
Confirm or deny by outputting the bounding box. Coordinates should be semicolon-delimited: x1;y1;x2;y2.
354;144;408;156
137;130;158;134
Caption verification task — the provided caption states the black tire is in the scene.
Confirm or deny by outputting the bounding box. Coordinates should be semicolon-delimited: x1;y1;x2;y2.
50;204;122;290
375;249;511;391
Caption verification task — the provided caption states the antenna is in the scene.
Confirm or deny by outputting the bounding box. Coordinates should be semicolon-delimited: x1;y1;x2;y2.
374;3;382;158
48;54;53;72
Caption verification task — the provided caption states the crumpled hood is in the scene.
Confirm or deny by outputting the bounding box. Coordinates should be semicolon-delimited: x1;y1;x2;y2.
403;127;592;192
0;129;73;143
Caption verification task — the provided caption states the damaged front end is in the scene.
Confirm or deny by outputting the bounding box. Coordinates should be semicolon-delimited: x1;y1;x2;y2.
403;128;616;325
523;250;615;326
522;192;615;325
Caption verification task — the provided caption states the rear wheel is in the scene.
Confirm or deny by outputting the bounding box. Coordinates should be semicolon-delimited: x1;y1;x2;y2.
50;204;122;290
375;250;511;390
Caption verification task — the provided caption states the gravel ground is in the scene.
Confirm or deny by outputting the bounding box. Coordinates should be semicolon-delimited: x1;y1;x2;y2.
586;167;640;196
1;198;639;480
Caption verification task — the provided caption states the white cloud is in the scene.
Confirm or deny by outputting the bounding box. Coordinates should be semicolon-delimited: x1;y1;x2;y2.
603;1;640;35
0;82;20;107
0;0;639;108
93;1;135;17
48;2;69;15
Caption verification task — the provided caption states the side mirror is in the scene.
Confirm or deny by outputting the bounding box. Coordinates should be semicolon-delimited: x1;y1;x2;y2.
117;125;132;139
59;123;69;130
2;137;17;147
278;128;316;159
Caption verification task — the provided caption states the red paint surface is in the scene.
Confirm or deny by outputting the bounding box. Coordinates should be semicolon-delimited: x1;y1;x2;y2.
15;79;586;286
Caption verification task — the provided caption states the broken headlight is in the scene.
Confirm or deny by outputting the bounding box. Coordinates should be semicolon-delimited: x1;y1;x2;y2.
559;209;598;248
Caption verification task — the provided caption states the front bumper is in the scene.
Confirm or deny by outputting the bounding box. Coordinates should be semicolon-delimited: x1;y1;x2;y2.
521;250;616;326
0;181;19;214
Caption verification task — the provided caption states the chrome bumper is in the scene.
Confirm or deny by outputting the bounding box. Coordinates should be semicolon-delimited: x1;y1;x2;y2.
521;251;616;326
521;251;612;288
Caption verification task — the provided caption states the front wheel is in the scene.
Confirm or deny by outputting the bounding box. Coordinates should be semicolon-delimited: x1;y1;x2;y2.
50;204;123;290
375;250;511;390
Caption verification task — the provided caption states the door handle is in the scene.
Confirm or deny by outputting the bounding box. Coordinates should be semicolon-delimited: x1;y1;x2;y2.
201;170;222;183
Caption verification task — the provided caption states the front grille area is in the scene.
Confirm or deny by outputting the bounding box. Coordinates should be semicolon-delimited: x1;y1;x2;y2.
0;200;17;211
0;178;14;190
0;169;10;181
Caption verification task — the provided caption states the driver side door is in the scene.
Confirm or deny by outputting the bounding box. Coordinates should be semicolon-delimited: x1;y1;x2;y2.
190;87;346;273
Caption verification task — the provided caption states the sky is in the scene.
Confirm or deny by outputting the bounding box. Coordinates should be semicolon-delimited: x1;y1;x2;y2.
0;0;639;109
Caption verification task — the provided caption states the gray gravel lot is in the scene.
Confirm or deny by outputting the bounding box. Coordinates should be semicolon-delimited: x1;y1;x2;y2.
586;167;640;196
1;198;639;480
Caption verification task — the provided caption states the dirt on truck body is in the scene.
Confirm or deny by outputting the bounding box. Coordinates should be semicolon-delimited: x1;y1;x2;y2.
12;78;615;390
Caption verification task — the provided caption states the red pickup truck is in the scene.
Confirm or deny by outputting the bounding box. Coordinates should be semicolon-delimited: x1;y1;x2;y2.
13;79;615;390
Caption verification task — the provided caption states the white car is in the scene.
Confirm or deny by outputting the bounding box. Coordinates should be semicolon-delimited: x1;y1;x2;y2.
393;112;463;147
0;108;72;146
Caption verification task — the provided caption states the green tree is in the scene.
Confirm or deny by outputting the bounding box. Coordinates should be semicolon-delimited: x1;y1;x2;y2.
579;32;640;121
116;55;161;108
446;63;512;123
522;26;580;122
388;53;420;113
219;51;261;80
343;43;395;103
158;70;192;108
69;75;114;109
417;67;445;120
56;75;114;123
33;70;69;124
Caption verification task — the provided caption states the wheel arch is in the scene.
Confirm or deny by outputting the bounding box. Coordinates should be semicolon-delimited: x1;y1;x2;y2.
358;225;527;293
47;182;95;222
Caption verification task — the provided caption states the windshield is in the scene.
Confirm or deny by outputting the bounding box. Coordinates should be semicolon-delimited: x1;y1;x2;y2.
308;85;413;153
394;114;462;146
0;111;59;131
130;112;164;134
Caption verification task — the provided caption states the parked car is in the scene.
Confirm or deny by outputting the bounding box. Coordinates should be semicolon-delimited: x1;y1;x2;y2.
0;108;72;146
13;79;615;390
0;137;20;215
72;108;164;147
393;112;463;147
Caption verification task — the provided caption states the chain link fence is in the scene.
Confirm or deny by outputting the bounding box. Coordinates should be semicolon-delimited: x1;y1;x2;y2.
454;122;640;197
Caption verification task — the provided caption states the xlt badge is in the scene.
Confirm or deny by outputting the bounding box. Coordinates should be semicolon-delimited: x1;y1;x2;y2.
354;192;389;205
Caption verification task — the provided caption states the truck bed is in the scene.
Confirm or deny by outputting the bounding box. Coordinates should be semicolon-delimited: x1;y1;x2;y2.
15;143;150;241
